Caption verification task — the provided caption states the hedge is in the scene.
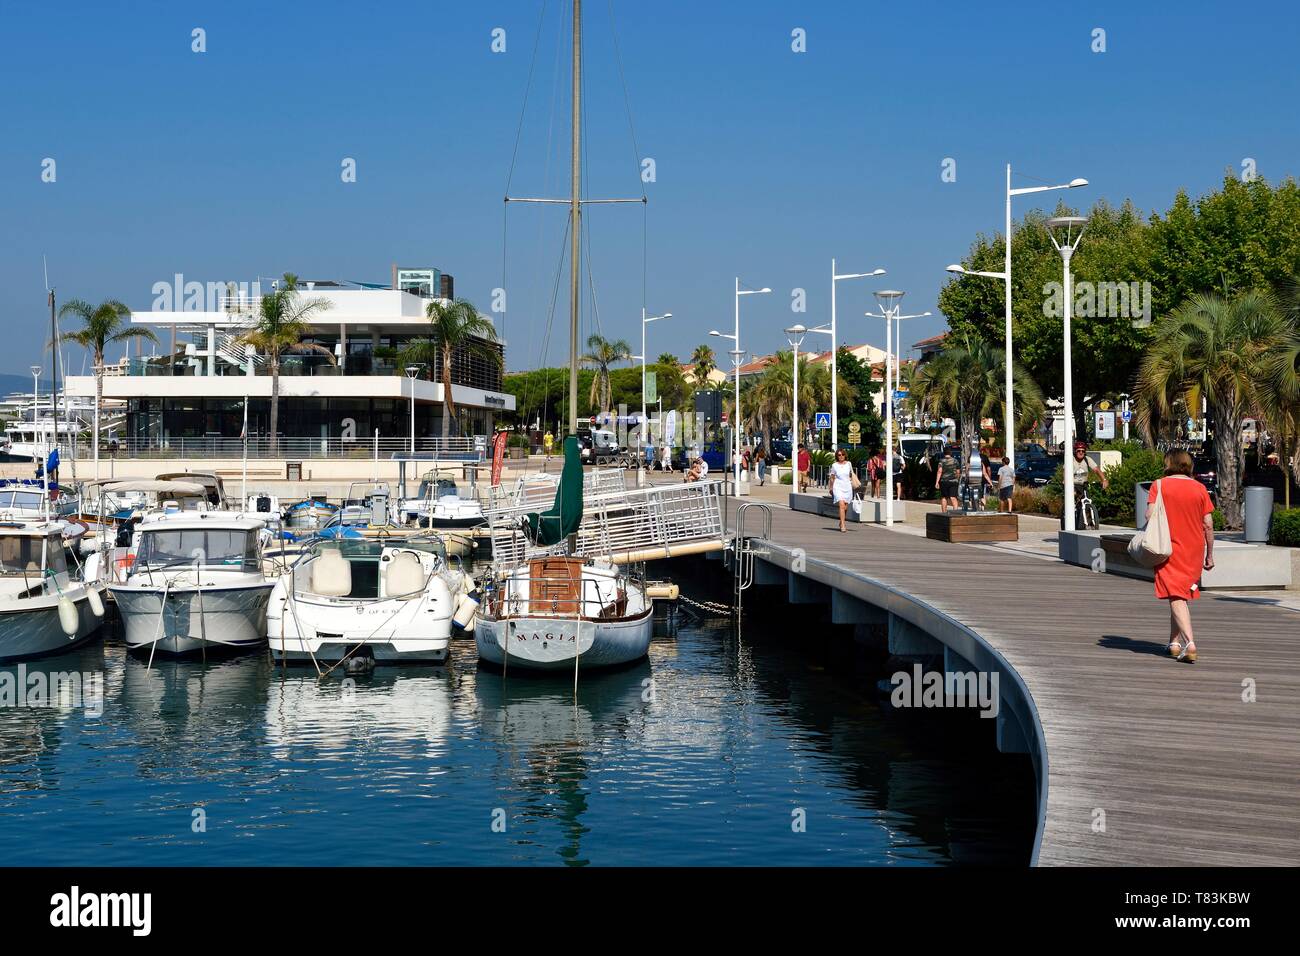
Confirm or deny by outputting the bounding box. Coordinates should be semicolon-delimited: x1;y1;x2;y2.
1271;508;1300;547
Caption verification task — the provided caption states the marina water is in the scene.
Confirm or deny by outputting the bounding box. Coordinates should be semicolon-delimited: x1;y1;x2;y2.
0;604;1033;866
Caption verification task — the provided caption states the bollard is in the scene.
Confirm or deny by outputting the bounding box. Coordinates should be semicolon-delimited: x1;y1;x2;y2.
1135;481;1154;531
1243;485;1274;543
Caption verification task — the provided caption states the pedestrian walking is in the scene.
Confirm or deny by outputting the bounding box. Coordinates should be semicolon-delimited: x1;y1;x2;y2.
1147;449;1215;662
661;444;673;474
797;443;811;492
830;448;854;532
997;455;1016;513
645;436;655;471
543;431;554;460
966;444;994;509
868;448;885;498
754;445;767;486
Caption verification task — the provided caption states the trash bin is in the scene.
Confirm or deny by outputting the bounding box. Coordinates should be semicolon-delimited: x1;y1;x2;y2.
1244;485;1274;543
1135;481;1154;530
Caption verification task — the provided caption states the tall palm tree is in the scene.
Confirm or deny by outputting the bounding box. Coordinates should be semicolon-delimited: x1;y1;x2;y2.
60;299;159;455
1262;278;1300;500
689;344;716;388
656;351;678;366
582;334;631;416
408;298;502;440
238;288;334;454
910;334;1044;467
1136;290;1289;529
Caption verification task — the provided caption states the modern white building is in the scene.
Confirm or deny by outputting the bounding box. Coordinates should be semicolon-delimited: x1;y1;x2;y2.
64;274;514;458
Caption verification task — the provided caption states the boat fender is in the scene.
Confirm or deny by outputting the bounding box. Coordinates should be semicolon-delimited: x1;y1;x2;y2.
86;587;105;618
453;591;480;631
58;595;80;636
646;583;679;601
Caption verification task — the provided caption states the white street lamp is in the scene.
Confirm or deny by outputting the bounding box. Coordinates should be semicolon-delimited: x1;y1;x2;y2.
830;262;886;449
988;168;1087;470
715;279;770;489
785;325;807;481
869;292;930;527
31;365;46;514
404;365;421;457
639;310;672;468
1046;215;1088;532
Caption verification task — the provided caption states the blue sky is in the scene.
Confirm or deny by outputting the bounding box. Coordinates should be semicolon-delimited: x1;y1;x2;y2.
3;0;1299;377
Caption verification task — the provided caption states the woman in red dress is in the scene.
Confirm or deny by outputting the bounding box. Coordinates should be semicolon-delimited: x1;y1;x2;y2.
1146;449;1215;662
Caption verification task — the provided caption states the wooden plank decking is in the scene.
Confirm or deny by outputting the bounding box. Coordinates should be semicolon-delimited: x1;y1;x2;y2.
729;502;1300;866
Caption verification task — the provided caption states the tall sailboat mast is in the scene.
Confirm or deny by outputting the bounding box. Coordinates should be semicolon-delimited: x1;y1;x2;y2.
568;0;582;437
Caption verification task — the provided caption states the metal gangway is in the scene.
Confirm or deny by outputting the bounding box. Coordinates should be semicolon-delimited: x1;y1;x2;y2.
484;471;726;568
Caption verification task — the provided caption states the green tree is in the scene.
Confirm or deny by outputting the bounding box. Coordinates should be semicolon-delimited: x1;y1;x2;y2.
238;288;334;453
910;334;1045;465
582;334;632;415
656;351;678;366
1136;289;1292;528
689;344;716;388
403;299;502;440
60;298;159;452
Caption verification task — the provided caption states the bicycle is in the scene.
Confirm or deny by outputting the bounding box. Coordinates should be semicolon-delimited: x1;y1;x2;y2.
1076;486;1098;530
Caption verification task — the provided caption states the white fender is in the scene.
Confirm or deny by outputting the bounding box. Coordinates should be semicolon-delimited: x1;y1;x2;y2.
58;595;80;636
86;587;105;617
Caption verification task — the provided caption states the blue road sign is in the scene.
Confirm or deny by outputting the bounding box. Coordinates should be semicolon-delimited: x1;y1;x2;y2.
815;412;831;430
1121;409;1132;423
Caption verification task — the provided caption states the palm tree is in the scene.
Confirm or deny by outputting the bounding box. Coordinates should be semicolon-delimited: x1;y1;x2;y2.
413;298;502;440
689;344;716;388
1137;290;1291;528
1262;278;1300;501
910;334;1044;467
656;351;678;366
60;299;159;456
582;334;631;416
238;288;334;454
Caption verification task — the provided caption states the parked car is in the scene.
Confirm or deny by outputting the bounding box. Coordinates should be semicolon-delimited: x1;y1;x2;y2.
768;439;792;464
1193;456;1219;502
1015;457;1059;487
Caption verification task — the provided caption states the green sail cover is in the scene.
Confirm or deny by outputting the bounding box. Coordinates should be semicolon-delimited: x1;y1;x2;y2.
527;434;584;546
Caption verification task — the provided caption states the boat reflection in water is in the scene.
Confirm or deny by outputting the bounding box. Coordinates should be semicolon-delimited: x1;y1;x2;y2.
471;660;652;866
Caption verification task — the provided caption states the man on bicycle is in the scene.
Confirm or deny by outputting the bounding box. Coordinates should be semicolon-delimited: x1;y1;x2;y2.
1069;440;1109;528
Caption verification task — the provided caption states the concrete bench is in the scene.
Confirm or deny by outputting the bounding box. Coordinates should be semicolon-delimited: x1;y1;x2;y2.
1059;529;1294;589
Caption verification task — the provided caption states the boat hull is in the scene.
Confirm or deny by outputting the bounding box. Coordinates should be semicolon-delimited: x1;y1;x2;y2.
111;582;273;656
266;594;452;664
475;610;653;671
0;588;105;662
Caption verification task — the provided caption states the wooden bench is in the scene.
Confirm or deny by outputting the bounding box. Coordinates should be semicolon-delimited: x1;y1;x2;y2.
925;511;1018;542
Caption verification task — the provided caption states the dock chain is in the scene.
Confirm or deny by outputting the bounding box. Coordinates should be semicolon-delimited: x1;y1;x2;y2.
675;592;734;618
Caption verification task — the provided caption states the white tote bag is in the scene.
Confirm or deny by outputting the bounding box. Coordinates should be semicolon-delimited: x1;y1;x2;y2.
1128;479;1173;567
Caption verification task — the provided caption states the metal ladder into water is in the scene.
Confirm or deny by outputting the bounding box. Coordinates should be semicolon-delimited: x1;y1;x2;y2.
729;501;772;613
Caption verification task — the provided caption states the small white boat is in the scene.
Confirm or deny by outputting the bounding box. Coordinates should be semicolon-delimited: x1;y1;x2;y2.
0;519;106;661
475;556;653;672
283;498;339;532
402;470;486;530
266;538;456;664
109;512;273;657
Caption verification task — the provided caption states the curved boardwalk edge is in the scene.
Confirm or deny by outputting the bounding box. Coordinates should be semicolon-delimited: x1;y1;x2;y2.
728;502;1300;867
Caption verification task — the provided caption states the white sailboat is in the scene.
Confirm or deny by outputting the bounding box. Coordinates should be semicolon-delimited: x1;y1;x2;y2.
109;511;274;657
475;0;656;674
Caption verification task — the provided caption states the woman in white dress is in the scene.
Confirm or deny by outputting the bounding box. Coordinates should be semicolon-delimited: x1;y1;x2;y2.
830;448;855;533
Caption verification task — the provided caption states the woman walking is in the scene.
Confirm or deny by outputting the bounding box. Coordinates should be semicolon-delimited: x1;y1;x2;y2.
830;448;854;533
1147;449;1215;662
754;445;767;486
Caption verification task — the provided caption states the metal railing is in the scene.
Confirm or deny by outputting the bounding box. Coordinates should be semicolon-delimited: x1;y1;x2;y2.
68;436;482;461
487;478;726;567
482;569;645;621
484;468;627;517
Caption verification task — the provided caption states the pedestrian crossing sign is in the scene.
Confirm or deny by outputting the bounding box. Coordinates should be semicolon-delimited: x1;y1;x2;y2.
815;412;831;430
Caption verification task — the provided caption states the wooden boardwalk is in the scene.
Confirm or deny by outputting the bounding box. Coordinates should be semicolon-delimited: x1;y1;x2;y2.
728;501;1300;866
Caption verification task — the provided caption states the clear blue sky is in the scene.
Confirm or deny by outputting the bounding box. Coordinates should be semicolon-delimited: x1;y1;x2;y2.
3;0;1298;376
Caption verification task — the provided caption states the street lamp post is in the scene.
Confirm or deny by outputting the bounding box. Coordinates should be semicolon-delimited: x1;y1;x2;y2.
1046;216;1088;532
869;293;930;527
830;262;886;449
990;168;1087;470
785;325;807;485
713;280;770;489
404;365;421;458
638;310;672;469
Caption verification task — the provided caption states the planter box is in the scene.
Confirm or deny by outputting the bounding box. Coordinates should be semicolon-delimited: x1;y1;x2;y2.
926;511;1018;543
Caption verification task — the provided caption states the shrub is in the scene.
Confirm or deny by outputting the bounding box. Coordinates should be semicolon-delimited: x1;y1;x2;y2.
506;434;530;449
1212;508;1227;531
1093;449;1166;525
1270;508;1300;546
779;471;792;485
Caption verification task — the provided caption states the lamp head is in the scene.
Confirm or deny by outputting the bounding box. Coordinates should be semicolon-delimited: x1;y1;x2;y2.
945;264;965;274
1068;178;1088;188
785;324;807;335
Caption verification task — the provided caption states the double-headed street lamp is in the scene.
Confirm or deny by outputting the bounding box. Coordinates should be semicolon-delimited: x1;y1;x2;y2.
869;291;930;527
404;364;422;457
1046;215;1088;532
784;324;810;460
712;280;770;487
951;168;1086;471
635;309;672;464
830;262;886;447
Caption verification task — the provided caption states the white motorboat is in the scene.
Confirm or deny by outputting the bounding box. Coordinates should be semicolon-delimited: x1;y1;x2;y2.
475;555;653;672
0;519;106;662
266;537;457;664
400;470;486;530
108;511;274;657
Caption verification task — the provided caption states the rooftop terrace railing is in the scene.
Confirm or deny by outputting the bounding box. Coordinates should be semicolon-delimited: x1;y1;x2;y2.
58;436;483;461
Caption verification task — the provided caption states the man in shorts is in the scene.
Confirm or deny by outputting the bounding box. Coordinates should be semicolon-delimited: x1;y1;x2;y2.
934;446;961;513
997;455;1016;512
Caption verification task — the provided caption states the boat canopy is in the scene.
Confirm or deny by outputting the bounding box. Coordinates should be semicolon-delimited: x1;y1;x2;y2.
100;479;209;496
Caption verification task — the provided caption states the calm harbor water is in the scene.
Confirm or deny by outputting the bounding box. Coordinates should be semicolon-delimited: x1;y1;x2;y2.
0;604;1034;866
